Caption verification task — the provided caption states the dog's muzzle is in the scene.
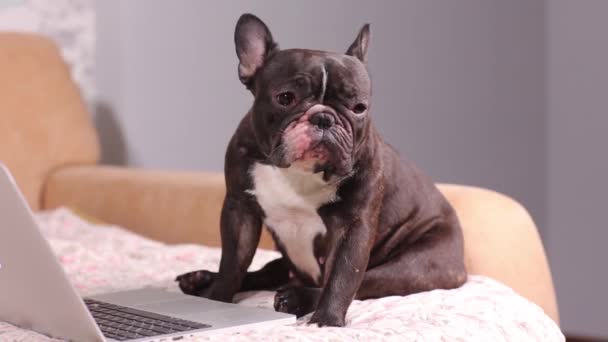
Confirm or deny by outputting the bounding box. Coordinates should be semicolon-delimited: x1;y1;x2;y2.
273;104;354;176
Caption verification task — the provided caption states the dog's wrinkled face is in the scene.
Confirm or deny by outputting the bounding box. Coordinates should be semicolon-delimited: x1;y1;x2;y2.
235;14;372;180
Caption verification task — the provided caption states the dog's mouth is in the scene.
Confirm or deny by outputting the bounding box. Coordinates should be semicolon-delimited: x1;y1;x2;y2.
288;140;331;174
268;105;354;178
297;143;329;162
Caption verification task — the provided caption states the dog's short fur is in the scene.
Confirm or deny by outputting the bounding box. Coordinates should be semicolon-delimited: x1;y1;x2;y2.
176;14;466;327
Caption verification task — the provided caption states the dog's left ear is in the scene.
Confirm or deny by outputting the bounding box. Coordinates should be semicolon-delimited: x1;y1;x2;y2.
234;13;278;87
346;24;371;63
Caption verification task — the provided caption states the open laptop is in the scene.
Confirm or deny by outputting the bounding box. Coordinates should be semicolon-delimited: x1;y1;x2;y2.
0;164;295;341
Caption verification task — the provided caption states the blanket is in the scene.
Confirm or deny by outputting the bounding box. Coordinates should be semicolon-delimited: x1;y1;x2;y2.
0;208;564;341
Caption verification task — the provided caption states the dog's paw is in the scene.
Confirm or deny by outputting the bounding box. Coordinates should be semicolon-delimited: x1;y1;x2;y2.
274;286;321;317
175;270;216;296
274;286;319;317
274;286;302;316
309;310;345;327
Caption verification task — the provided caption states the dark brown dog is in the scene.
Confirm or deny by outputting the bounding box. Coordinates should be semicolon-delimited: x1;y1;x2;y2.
176;13;466;327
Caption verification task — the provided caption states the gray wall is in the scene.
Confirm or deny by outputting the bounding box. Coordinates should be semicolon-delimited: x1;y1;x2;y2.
95;0;546;233
546;0;608;337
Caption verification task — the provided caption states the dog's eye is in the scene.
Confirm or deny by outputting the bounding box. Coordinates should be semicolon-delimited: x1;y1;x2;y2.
276;92;295;106
353;103;367;114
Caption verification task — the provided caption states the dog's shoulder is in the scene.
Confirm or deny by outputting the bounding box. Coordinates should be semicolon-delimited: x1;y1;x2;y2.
224;112;264;194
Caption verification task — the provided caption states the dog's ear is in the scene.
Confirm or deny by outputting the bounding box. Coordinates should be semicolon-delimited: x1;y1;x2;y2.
346;24;371;63
234;13;278;87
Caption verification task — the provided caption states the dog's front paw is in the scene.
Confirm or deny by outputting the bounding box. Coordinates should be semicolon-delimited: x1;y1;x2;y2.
309;310;345;327
175;270;216;296
274;286;304;316
274;286;318;318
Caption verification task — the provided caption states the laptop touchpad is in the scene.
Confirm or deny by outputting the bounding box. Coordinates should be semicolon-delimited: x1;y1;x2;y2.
134;298;232;316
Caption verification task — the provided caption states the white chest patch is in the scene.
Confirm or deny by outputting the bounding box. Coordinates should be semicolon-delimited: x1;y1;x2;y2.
247;162;338;283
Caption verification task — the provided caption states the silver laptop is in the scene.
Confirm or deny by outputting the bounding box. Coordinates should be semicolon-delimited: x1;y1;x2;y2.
0;164;295;341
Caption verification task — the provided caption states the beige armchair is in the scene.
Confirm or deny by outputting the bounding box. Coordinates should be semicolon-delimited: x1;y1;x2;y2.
0;32;559;324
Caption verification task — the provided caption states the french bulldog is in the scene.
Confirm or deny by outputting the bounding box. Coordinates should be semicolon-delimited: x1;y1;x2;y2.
176;13;466;327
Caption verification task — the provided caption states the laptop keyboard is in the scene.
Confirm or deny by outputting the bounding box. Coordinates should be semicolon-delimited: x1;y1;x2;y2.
84;298;211;341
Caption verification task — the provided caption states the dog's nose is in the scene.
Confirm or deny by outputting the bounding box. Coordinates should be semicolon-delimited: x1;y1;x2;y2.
309;112;335;129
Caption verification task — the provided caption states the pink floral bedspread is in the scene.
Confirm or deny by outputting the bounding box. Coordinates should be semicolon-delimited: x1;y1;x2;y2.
0;208;563;341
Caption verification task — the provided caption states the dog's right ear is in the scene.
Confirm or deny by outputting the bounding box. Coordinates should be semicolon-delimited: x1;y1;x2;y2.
346;24;371;63
234;14;278;88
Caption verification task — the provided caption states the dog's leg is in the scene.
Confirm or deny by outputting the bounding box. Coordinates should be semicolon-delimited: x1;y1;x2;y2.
240;257;291;291
357;222;466;299
175;196;262;302
177;257;290;295
307;218;374;327
303;174;383;327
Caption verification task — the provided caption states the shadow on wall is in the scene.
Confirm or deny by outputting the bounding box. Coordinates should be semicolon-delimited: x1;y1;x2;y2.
94;102;128;165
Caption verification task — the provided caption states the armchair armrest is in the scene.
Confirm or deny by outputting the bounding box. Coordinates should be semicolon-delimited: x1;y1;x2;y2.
439;184;559;324
42;165;278;248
